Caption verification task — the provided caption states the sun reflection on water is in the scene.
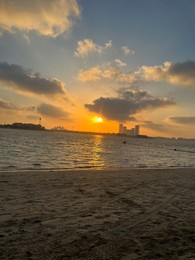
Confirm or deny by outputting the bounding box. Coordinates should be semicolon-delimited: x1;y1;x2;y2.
92;135;105;167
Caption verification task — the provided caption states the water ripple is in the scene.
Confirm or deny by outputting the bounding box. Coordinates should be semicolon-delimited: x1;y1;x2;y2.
0;129;195;171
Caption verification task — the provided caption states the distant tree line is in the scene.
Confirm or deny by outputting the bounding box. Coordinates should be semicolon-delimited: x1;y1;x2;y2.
0;123;45;131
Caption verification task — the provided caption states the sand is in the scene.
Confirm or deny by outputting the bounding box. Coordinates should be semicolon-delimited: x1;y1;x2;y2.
0;168;195;260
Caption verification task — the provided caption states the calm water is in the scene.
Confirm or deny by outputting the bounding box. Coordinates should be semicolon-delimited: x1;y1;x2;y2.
0;128;195;171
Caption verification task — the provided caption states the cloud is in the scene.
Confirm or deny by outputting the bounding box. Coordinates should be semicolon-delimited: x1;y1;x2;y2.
77;67;102;82
169;116;195;125
77;66;140;85
37;103;70;119
77;65;135;85
76;65;140;83
0;98;16;110
20;105;36;111
74;39;112;57
141;60;195;87
85;89;175;121
0;62;67;97
140;120;168;131
0;0;81;37
77;60;195;88
122;46;135;56
0;98;36;112
114;59;127;67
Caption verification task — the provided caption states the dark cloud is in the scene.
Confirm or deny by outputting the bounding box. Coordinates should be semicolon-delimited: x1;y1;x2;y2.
85;97;136;121
37;103;70;119
169;116;195;125
168;61;195;78
0;62;67;97
85;89;175;121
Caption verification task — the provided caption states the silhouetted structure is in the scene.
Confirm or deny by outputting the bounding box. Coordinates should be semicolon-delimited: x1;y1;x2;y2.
0;123;45;131
118;123;140;136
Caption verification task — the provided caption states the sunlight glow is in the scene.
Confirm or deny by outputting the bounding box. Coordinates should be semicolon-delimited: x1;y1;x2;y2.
92;116;103;123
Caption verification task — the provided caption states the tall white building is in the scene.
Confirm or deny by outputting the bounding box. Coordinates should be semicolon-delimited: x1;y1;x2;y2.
118;123;140;136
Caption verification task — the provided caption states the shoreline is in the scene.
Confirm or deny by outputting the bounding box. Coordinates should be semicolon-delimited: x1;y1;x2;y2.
1;168;195;259
1;165;195;174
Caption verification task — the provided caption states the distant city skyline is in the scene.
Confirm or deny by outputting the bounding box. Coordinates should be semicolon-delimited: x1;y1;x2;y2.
119;124;140;136
0;1;195;138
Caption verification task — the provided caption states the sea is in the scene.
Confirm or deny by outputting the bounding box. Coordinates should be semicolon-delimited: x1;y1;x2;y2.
0;128;195;171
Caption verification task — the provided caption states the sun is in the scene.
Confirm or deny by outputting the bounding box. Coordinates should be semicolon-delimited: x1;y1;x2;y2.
92;116;103;123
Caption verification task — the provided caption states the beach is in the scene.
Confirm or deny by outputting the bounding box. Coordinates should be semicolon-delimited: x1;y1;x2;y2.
0;168;195;259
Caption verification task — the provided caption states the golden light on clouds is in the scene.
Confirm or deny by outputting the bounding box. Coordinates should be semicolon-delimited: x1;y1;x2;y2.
0;0;195;138
0;0;81;37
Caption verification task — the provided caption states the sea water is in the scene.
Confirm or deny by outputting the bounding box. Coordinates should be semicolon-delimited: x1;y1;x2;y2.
0;128;195;171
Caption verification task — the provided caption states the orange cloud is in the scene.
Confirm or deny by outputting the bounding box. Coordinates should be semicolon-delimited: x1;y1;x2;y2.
77;67;102;82
77;60;195;88
77;66;141;85
74;39;112;57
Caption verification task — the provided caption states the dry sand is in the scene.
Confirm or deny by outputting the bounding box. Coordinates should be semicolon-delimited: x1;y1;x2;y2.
0;168;195;259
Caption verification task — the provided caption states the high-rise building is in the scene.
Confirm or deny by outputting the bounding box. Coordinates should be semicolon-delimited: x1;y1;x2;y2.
134;125;140;135
123;126;127;135
119;123;124;134
129;128;135;136
118;123;140;136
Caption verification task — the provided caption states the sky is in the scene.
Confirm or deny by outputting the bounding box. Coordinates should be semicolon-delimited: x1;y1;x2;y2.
0;0;195;138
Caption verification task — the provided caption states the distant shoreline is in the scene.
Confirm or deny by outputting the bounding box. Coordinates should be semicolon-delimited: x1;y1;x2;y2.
0;122;45;131
1;166;195;174
1;123;195;140
0;122;149;138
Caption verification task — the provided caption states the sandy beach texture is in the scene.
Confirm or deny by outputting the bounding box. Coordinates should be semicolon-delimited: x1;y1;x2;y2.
0;168;195;259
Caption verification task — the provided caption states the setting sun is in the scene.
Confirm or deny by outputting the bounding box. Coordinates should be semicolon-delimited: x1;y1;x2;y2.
92;116;103;123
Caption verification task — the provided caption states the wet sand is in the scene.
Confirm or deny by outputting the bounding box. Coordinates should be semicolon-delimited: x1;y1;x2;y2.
0;168;195;259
